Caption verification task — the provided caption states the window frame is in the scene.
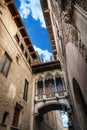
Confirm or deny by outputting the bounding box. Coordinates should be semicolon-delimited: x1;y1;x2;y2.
23;79;29;102
12;103;23;127
2;111;9;124
0;52;12;77
14;34;20;43
12;107;20;127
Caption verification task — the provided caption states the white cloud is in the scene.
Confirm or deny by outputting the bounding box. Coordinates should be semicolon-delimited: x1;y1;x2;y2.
19;0;46;28
34;45;53;62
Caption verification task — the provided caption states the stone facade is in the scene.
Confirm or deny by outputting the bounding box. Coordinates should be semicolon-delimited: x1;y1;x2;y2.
33;69;69;130
0;0;68;130
0;0;42;130
1;0;87;130
0;1;35;130
40;0;87;130
42;110;64;130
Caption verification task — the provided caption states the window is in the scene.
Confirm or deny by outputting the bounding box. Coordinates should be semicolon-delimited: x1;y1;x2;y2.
28;58;31;64
0;52;12;77
16;54;20;65
14;34;20;43
12;108;20;127
20;43;24;52
37;81;43;95
2;111;9;124
56;77;63;91
24;51;28;59
12;103;23;127
23;79;29;101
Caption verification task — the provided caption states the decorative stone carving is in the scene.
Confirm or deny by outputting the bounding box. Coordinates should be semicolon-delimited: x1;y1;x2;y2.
64;13;72;23
79;42;87;63
60;0;74;23
73;27;87;63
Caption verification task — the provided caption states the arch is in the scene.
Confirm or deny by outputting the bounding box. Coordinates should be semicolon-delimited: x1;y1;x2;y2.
55;72;62;78
44;73;54;94
36;76;43;95
37;81;43;95
38;76;43;81
35;101;70;130
37;102;68;117
73;78;87;115
56;77;64;92
73;78;87;130
45;79;55;93
44;73;53;80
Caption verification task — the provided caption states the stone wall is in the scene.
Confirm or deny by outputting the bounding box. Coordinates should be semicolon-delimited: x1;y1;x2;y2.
0;2;34;130
44;0;87;130
43;111;64;130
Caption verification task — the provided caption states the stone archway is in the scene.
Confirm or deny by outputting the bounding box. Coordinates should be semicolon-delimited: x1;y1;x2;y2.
73;78;87;130
38;103;68;117
35;103;69;130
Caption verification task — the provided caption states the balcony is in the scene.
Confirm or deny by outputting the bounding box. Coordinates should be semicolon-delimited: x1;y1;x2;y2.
34;73;69;109
35;89;68;102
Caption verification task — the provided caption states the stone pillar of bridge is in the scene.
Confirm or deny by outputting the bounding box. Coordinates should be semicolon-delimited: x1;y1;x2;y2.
43;79;45;94
53;76;57;92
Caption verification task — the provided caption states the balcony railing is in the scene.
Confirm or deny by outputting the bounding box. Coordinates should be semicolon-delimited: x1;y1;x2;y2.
35;90;68;102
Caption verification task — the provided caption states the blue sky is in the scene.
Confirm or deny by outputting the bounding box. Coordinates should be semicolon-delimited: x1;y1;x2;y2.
14;0;53;62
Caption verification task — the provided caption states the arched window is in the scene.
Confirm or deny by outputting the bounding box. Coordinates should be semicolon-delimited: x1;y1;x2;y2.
56;77;63;92
37;80;43;95
45;74;55;94
24;51;28;59
20;44;24;52
45;78;55;93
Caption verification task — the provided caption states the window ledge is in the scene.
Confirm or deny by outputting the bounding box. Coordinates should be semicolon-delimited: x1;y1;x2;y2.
1;123;7;127
10;126;20;130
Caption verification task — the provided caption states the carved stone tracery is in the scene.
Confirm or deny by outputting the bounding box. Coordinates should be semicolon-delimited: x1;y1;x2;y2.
60;0;74;23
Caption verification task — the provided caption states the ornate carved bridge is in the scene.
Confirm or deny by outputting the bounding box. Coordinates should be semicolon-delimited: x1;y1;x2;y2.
31;60;70;116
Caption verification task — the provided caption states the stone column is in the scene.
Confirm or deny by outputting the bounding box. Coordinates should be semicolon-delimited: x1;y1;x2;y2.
35;81;38;95
53;76;57;92
62;77;65;90
43;78;45;94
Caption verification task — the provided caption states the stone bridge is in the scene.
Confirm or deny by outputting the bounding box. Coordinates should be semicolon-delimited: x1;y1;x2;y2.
33;68;70;116
34;90;69;116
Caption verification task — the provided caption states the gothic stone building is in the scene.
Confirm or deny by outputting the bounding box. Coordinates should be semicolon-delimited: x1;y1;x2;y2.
0;0;68;130
40;0;87;130
0;0;87;130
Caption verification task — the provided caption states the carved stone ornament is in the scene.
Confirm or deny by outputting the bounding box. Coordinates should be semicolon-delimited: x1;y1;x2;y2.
61;0;74;23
